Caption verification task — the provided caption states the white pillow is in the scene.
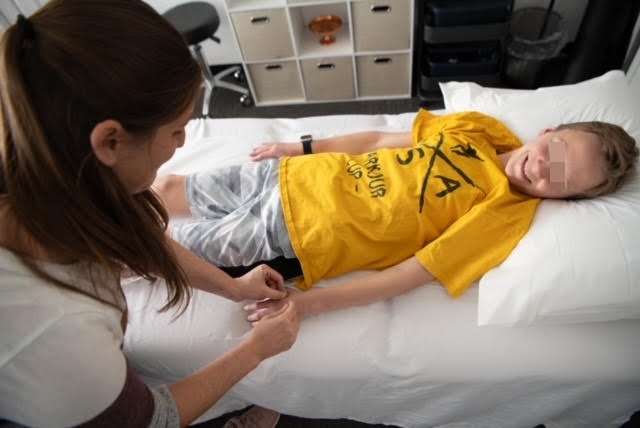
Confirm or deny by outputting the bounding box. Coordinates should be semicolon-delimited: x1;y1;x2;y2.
439;70;640;326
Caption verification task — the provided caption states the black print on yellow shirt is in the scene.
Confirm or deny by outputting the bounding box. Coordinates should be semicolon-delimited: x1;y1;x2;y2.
451;143;484;161
366;152;386;197
346;152;387;197
396;133;485;212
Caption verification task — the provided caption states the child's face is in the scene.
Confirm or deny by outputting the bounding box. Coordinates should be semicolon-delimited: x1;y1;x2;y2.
503;128;606;199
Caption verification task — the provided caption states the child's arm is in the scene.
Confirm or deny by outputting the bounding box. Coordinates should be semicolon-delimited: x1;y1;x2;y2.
244;256;435;322
250;131;412;161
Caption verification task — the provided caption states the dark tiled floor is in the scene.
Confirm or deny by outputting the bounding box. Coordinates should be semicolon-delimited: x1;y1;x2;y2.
193;407;398;428
200;65;441;120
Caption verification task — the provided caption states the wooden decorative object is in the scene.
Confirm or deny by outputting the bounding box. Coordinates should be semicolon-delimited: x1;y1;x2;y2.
309;14;343;45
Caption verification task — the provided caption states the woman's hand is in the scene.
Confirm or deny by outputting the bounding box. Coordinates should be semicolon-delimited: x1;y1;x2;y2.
250;142;301;161
244;288;308;326
246;301;300;360
234;264;287;301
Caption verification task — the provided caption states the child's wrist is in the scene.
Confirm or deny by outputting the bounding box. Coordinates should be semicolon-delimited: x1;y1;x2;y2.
292;292;315;320
300;134;313;155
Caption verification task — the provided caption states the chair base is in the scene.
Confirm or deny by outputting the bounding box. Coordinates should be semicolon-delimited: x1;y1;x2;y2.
193;45;250;117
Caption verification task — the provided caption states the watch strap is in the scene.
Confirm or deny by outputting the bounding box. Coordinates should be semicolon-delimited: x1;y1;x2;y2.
300;134;313;154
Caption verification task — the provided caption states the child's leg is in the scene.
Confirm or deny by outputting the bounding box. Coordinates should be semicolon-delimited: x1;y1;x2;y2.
154;160;280;220
171;193;292;267
153;174;191;217
180;160;279;220
171;160;296;267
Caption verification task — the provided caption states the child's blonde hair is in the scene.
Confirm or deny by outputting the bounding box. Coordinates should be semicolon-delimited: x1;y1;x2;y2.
555;121;638;198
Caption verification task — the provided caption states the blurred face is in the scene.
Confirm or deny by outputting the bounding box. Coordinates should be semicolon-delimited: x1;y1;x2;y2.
113;103;194;194
499;128;607;199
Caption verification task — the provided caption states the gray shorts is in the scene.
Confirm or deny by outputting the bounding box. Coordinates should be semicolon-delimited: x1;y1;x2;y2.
170;159;296;267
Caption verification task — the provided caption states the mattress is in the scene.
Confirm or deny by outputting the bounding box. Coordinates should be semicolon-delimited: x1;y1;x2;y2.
122;112;640;427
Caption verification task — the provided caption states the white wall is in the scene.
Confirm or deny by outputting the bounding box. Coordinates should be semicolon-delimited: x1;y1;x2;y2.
0;0;242;66
0;0;45;30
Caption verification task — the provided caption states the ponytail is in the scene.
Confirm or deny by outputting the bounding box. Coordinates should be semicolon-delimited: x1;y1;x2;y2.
0;0;203;322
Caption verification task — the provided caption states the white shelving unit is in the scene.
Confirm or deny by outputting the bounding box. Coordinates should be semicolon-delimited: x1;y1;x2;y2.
224;0;414;106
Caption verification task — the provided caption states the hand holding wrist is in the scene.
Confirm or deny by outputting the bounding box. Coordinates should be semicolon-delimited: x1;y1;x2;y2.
244;301;299;360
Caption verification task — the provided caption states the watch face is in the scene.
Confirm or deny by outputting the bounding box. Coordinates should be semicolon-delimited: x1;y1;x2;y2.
301;136;313;154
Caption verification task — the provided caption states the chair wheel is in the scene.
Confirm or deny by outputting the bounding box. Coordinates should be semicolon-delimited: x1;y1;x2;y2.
233;69;246;82
240;94;253;107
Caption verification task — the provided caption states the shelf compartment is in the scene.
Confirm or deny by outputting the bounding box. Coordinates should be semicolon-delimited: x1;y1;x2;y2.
423;41;502;77
300;56;355;100
356;53;411;98
246;61;305;104
424;0;512;27
230;8;295;61
226;0;286;13
424;22;509;44
351;0;412;52
287;0;345;5
288;2;352;58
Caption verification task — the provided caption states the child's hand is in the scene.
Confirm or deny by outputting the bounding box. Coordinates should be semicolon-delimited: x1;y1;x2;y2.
246;301;299;360
250;142;302;161
244;288;306;326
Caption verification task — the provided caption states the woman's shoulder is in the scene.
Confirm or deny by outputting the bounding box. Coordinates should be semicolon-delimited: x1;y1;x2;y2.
2;245;121;297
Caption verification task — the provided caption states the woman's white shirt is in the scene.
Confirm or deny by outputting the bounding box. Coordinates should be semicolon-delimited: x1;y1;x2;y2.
0;247;127;427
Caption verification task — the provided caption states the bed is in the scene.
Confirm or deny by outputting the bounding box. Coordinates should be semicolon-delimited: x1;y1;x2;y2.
122;71;640;427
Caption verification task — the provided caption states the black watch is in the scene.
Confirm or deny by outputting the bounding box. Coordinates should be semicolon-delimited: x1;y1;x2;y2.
300;134;313;154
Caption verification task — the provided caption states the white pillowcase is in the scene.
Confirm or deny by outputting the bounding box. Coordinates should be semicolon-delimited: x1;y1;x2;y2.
439;70;640;326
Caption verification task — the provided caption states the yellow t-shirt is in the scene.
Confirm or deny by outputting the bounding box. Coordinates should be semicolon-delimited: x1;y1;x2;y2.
279;109;540;297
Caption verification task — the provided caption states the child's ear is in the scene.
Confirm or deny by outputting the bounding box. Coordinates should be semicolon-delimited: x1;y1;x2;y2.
538;127;557;136
90;120;125;167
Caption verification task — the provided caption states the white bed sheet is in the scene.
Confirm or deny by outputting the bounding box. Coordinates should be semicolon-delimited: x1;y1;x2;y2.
123;113;640;428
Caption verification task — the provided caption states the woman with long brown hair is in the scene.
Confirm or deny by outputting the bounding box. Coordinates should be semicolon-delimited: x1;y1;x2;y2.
0;1;298;426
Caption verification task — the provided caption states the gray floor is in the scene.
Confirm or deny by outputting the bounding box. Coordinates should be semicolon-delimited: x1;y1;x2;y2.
200;67;441;119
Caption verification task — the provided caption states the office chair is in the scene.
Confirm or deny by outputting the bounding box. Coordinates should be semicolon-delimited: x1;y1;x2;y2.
163;2;251;117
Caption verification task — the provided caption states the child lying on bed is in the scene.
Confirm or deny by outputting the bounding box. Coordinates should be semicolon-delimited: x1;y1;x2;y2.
155;109;638;325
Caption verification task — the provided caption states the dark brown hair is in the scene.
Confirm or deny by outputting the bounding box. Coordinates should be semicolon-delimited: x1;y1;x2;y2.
0;0;203;320
555;121;639;199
